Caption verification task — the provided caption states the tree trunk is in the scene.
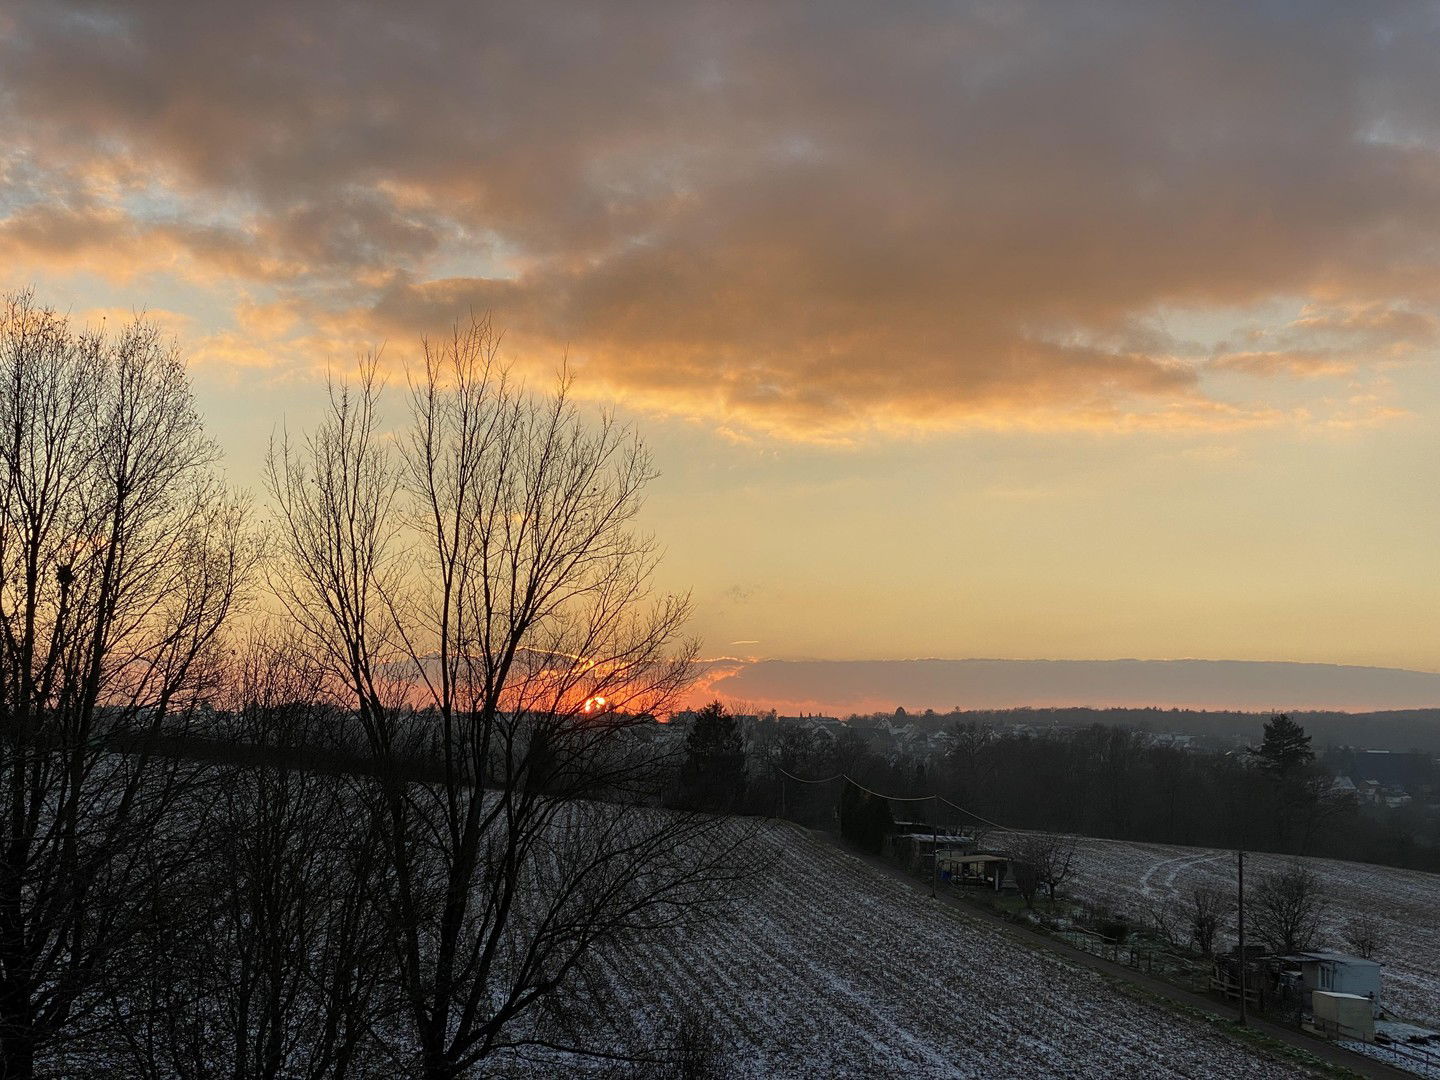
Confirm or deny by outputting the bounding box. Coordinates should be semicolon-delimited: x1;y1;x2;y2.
422;1047;461;1080
1;1028;36;1080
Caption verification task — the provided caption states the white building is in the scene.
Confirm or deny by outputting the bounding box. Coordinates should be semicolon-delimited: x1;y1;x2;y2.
1285;951;1382;1012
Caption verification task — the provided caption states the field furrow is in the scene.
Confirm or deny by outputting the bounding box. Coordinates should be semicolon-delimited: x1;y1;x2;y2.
590;824;1313;1078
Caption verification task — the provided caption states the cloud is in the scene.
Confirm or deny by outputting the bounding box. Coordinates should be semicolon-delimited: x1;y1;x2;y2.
0;197;305;283
1211;350;1353;378
76;304;192;336
4;2;1440;436
696;658;1440;714
1211;301;1439;378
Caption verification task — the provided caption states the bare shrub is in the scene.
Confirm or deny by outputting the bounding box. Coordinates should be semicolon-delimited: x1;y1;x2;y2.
1340;913;1388;960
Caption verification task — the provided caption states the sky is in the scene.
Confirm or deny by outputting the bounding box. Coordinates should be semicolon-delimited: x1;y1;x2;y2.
3;1;1440;701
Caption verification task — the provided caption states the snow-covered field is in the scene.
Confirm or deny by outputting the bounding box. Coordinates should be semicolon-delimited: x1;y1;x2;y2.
1061;837;1440;1028
586;824;1317;1078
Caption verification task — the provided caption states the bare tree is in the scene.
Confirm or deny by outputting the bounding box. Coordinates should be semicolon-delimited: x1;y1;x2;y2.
1007;833;1078;905
113;635;396;1080
1249;861;1328;955
1340;914;1387;960
267;321;750;1078
1012;860;1042;909
0;292;253;1077
1144;897;1186;950
1186;885;1233;956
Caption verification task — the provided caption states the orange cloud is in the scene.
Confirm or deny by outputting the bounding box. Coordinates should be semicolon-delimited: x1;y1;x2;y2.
3;2;1440;438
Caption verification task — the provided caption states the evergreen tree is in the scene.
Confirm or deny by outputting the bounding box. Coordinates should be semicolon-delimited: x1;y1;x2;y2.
862;793;895;853
839;781;892;853
839;779;862;844
1250;714;1314;778
680;701;748;810
1249;714;1323;851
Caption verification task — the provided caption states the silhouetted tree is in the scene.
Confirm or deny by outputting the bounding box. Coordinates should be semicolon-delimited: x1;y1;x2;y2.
839;783;892;853
1187;885;1233;956
759;723;827;824
1007;833;1078;903
268;323;750;1078
0;293;253;1077
828;726;873;778
115;637;393;1080
679;702;747;811
1013;861;1041;909
1250;714;1313;778
1249;715;1331;851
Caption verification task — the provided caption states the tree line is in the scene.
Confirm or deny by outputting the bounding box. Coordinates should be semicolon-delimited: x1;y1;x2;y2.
847;705;1440;754
685;705;1440;871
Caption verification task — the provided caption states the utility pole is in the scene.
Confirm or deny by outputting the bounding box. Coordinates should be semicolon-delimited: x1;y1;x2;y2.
1237;848;1247;1027
931;794;939;899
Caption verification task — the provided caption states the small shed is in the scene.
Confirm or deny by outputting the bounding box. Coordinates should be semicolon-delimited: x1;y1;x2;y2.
885;832;975;872
1312;991;1375;1042
936;852;1012;891
1283;951;1381;1012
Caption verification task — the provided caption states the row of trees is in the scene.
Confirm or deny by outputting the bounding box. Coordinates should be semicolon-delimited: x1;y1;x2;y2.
0;295;749;1079
711;706;1423;869
851;706;1440;756
1148;861;1388;961
929;717;1436;869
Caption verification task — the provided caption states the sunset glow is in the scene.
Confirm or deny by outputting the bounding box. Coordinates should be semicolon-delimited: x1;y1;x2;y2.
12;7;1440;1076
4;2;1440;713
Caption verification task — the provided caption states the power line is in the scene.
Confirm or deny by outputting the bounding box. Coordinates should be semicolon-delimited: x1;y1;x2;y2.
776;767;951;806
774;769;843;786
935;795;1012;833
778;767;987;815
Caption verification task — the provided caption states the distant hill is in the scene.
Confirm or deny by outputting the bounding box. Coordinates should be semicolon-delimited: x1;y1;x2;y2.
697;658;1440;745
903;705;1440;752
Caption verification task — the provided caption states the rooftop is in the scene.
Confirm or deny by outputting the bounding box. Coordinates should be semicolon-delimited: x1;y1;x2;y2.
1283;951;1380;968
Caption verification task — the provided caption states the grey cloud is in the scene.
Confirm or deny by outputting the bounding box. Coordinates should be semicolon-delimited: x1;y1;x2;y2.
699;657;1440;713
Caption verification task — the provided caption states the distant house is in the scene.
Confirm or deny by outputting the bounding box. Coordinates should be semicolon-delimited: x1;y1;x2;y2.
883;830;978;874
1327;775;1357;799
1149;732;1200;751
1214;949;1383;1022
